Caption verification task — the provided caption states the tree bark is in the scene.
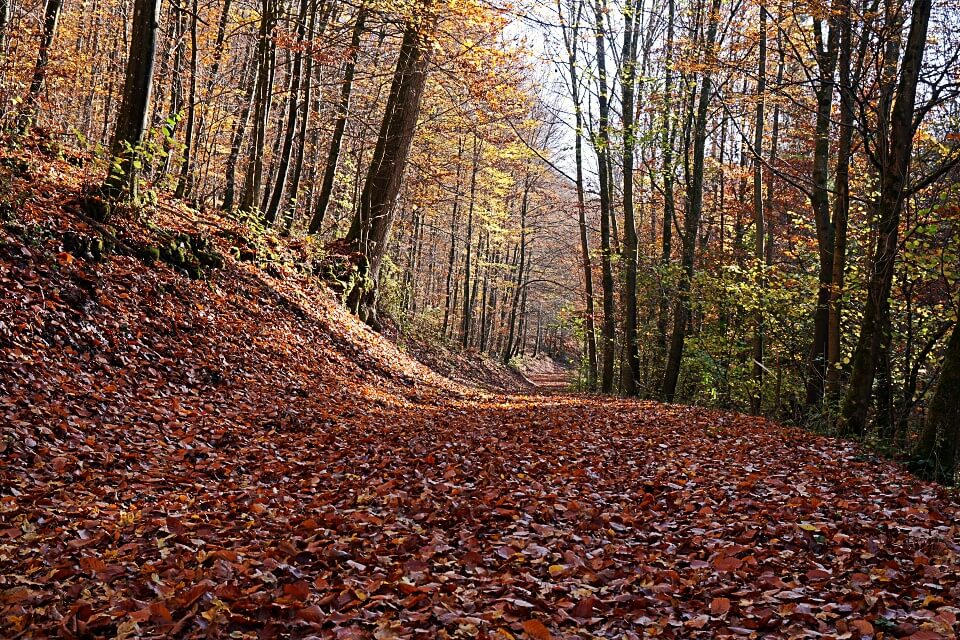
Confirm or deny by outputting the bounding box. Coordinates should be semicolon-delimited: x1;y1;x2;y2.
239;0;277;213
344;10;433;326
750;4;766;414
593;0;616;393
461;136;481;349
104;0;162;200
21;0;63;128
265;0;311;224
840;0;931;435
918;318;960;482
804;12;839;408
661;0;721;402
222;52;258;211
558;0;598;389
826;0;854;400
174;0;200;200
308;6;367;234
621;0;642;395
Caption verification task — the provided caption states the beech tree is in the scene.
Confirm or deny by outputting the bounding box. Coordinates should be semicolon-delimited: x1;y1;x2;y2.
104;0;162;199
344;6;434;326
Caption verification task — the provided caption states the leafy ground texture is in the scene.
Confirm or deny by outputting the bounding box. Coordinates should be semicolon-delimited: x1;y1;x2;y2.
2;148;960;639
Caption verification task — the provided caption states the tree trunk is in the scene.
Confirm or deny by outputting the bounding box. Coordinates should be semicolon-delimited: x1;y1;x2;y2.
593;0;616;393
558;0;598;389
804;14;839;408
344;10;433;326
0;0;10;55
826;0;854;401
840;0;931;435
21;0;63;128
265;0;311;224
442;137;464;336
918;318;960;482
239;0;276;213
174;0;200;200
621;0;642;395
504;180;529;363
104;0;162;200
308;6;367;234
461;137;481;349
750;4;766;415
222;52;258;211
661;0;721;402
656;0;676;395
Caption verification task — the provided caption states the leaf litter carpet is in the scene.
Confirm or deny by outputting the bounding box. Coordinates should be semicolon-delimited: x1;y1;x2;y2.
1;208;959;639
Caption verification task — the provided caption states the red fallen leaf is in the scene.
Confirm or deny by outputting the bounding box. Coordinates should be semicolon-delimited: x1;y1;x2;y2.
907;632;946;640
283;580;311;602
851;619;874;637
297;605;326;624
149;602;173;624
572;596;599;618
174;582;211;609
522;619;552;640
710;597;731;616
805;569;831;581
713;555;742;571
79;556;107;575
130;607;152;623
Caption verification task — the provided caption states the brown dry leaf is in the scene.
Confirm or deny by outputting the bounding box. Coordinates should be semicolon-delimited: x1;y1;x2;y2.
710;597;730;616
521;619;552;640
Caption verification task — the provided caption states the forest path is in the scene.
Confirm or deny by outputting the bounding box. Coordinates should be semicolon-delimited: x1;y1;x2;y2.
4;391;958;639
519;356;575;390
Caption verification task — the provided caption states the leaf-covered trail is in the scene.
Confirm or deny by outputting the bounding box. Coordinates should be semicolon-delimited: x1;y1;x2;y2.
4;389;959;638
0;177;958;638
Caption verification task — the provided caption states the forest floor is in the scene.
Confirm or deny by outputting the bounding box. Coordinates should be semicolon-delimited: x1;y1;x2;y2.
1;146;960;639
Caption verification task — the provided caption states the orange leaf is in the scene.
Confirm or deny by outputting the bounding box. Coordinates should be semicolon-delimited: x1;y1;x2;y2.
713;555;742;571
522;619;552;640
710;597;730;616
297;605;325;624
851;619;874;636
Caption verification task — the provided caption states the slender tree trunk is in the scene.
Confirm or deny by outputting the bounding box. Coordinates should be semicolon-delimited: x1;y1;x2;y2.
461;136;481;349
157;6;186;181
174;0;200;199
265;0;311;224
21;0;63;128
504;180;529;363
593;0;616;393
661;0;721;402
804;15;840;408
918;317;960;482
190;0;233;199
222;52;258;211
621;0;642;395
239;0;276;213
442;137;464;336
826;0;854;401
308;6;367;233
656;0;676;394
840;0;931;435
558;0;598;389
0;0;10;55
284;0;324;230
750;5;766;414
